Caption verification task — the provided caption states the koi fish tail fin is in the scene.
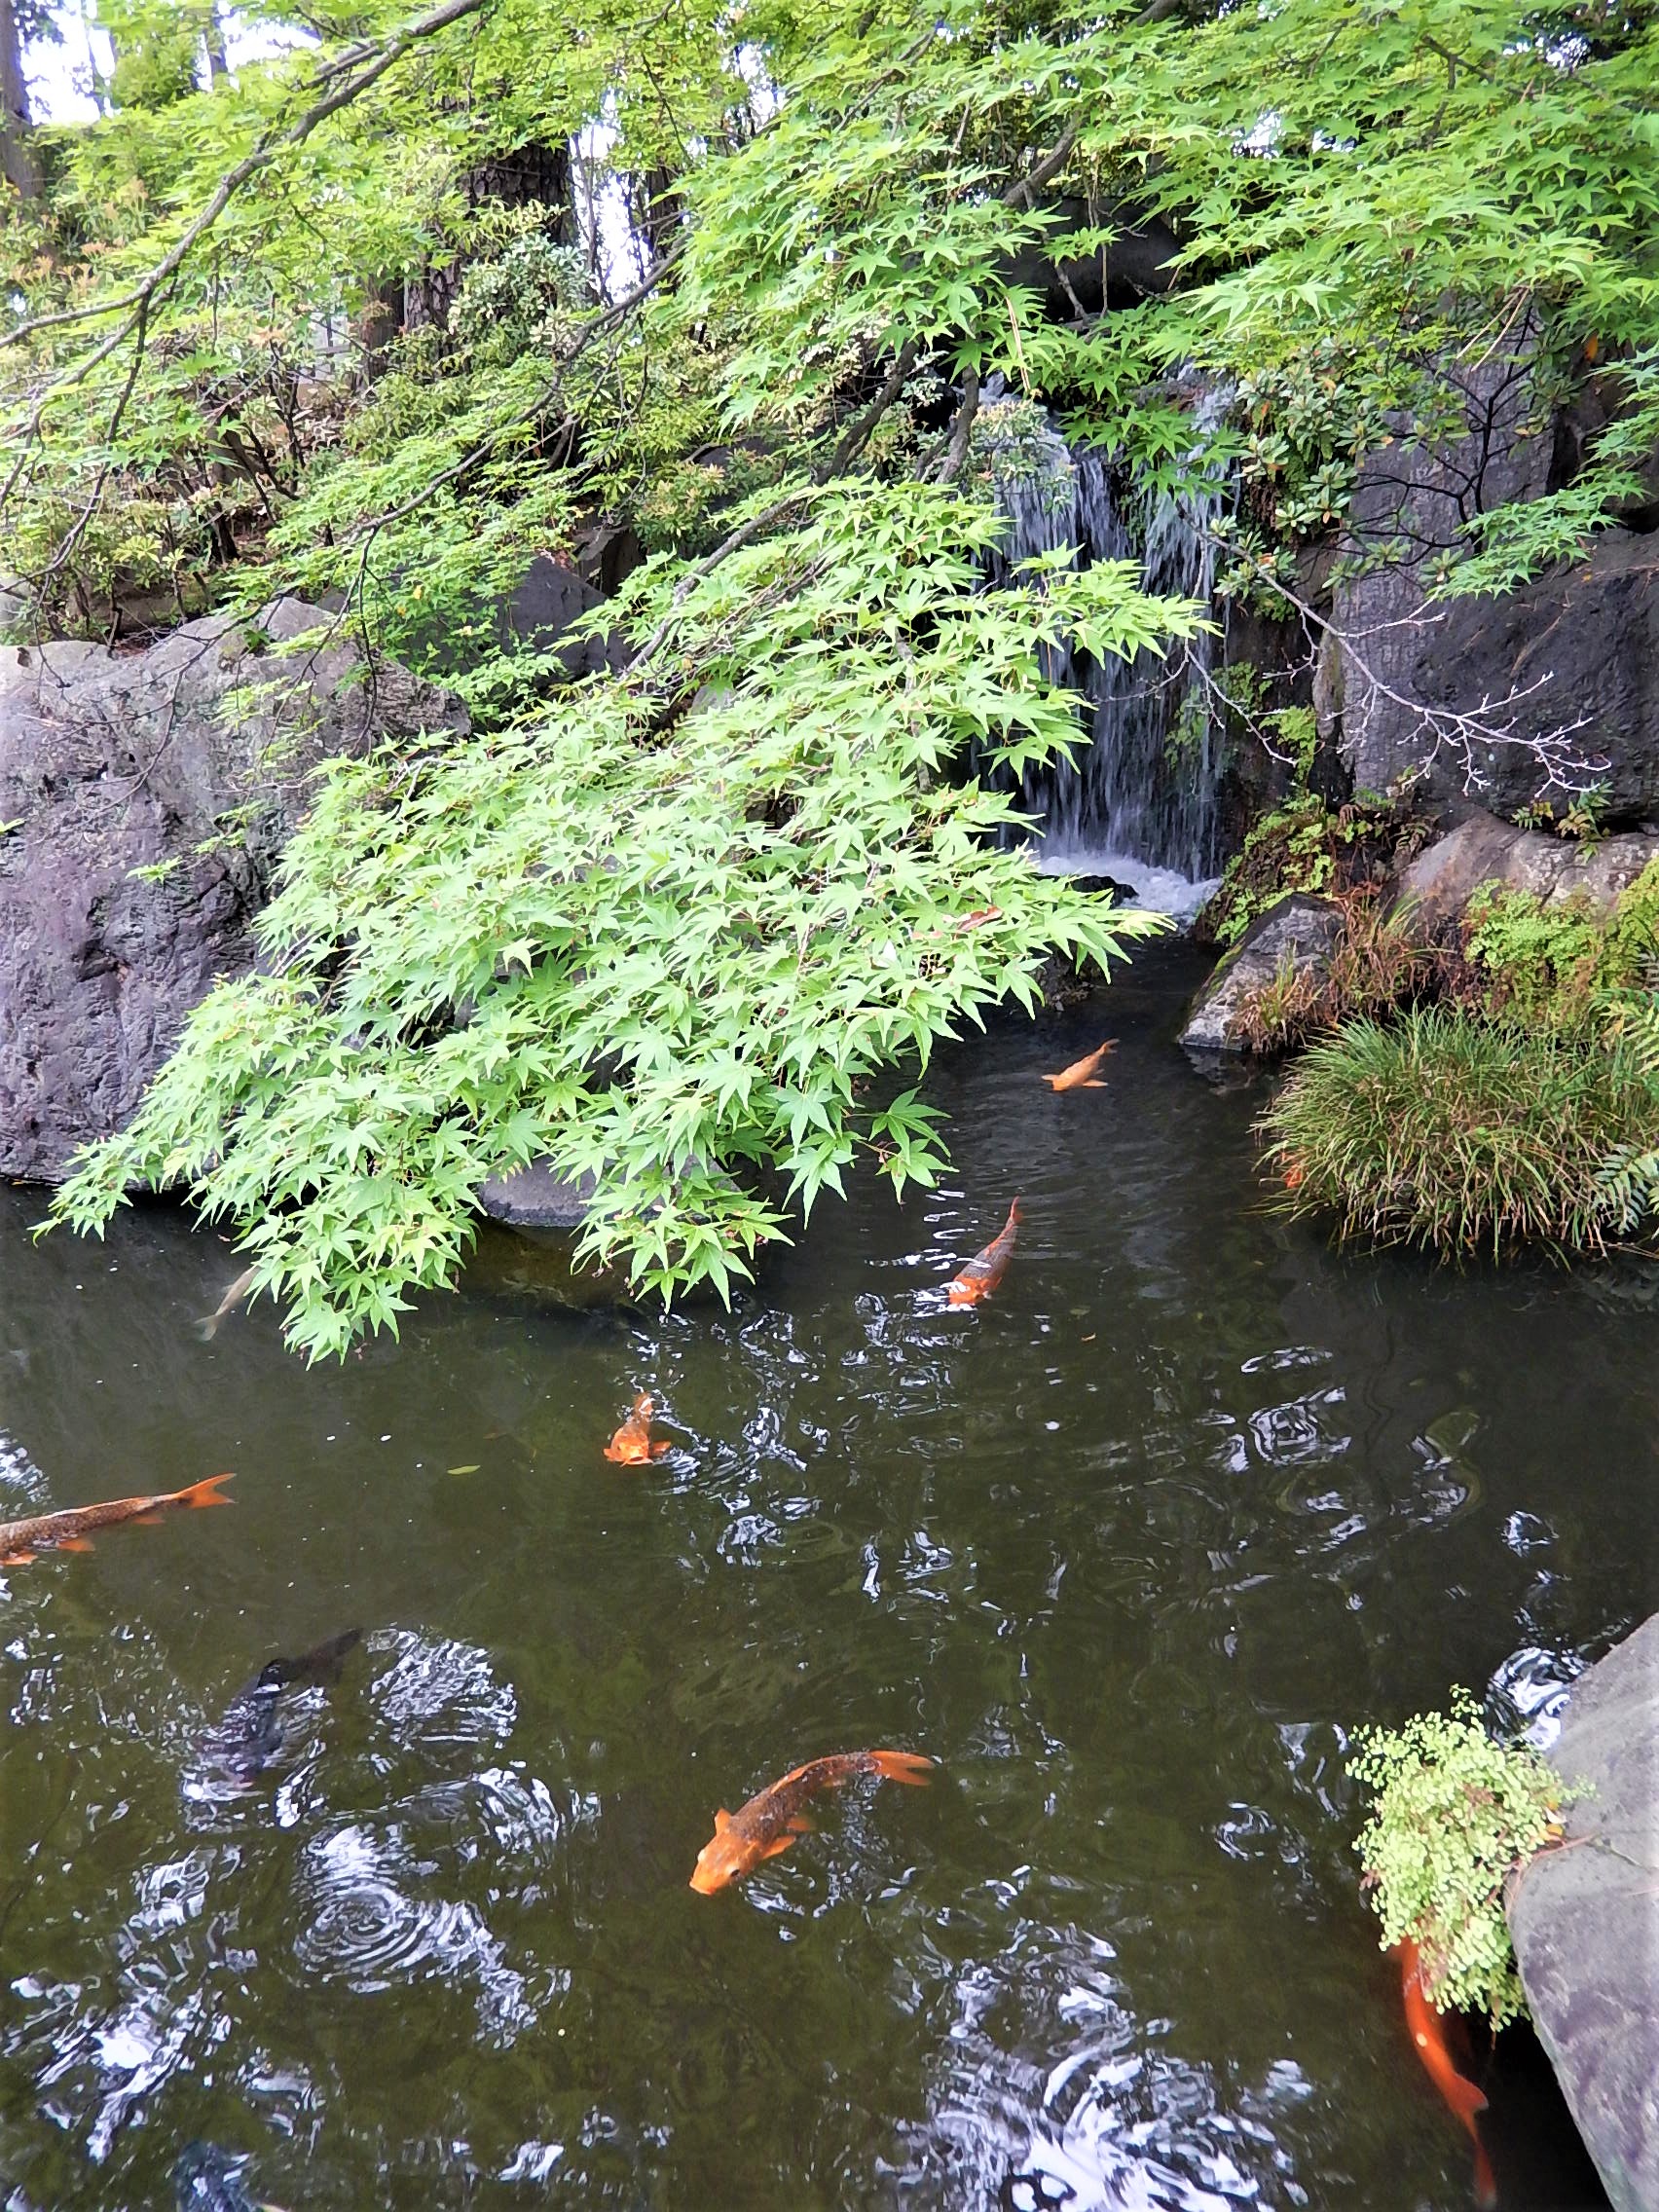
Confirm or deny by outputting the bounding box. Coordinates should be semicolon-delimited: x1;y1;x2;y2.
194;1315;220;1342
866;1751;934;1786
1472;2141;1497;2212
175;1473;236;1509
1009;1196;1022;1223
298;1627;362;1684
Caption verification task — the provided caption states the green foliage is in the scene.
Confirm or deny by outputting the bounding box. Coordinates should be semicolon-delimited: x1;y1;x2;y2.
1262;1007;1659;1258
1464;861;1659;1031
1232;890;1432;1055
1351;1692;1579;2027
1200;793;1411;950
51;482;1195;1356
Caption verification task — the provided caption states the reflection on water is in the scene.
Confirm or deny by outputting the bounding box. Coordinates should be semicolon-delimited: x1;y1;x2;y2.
0;945;1637;2208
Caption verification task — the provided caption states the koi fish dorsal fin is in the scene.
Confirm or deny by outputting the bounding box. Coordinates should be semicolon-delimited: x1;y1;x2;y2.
714;1809;731;1830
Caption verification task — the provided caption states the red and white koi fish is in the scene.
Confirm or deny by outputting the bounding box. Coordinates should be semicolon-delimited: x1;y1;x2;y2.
603;1393;672;1465
0;1473;234;1567
1042;1040;1116;1091
1396;1938;1496;2210
689;1750;933;1893
945;1198;1020;1307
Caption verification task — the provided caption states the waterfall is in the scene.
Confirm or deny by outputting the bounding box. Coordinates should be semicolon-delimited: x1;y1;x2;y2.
977;393;1231;911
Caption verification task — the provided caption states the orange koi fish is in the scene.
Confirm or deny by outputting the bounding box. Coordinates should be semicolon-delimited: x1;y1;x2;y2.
689;1749;933;1893
0;1473;234;1567
1395;1939;1496;2210
603;1393;672;1465
1042;1040;1117;1091
945;1198;1020;1307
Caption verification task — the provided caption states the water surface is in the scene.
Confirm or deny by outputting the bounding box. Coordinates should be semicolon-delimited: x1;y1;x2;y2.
0;945;1641;2208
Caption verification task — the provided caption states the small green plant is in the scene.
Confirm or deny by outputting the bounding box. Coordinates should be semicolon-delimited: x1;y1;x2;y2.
1200;793;1413;950
1262;1007;1659;1256
1351;1692;1580;2027
1232;889;1431;1052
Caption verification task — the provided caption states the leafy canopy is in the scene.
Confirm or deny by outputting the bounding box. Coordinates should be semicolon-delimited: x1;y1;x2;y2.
52;488;1193;1355
8;0;1659;1346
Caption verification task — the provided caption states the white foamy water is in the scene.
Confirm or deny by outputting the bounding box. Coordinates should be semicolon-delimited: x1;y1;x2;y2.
1035;847;1220;928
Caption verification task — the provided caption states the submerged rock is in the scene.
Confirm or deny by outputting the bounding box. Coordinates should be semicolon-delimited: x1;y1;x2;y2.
1177;894;1343;1053
0;599;464;1182
1392;812;1659;930
1507;1612;1659;2212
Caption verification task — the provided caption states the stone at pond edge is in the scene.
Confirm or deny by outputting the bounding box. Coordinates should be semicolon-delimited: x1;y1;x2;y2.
1177;895;1343;1054
1507;1613;1659;2212
0;600;465;1184
1392;813;1659;931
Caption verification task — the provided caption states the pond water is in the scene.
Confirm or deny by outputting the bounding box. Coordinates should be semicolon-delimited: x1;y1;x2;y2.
0;944;1643;2210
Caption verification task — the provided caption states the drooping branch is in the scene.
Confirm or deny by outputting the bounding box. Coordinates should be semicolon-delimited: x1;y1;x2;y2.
2;0;490;354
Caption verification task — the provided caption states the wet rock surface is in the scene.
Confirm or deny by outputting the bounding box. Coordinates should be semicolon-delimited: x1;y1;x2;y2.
0;599;464;1182
1507;1612;1659;2212
1177;894;1343;1054
1393;813;1659;929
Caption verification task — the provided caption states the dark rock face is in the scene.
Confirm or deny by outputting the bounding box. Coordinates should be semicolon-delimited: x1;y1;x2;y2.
0;598;465;1183
1394;813;1659;929
1508;1613;1659;2212
409;554;627;682
1318;339;1659;817
1177;894;1343;1053
476;1159;600;1231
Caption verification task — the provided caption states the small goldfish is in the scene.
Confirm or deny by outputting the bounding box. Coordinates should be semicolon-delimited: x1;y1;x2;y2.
1042;1040;1117;1091
945;1198;1020;1307
1283;1159;1306;1191
689;1749;933;1893
0;1472;234;1567
604;1393;672;1465
1395;1939;1496;2210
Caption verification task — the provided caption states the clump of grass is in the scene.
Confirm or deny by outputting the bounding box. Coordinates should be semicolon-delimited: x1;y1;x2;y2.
1261;1007;1659;1257
1232;888;1433;1053
1351;1691;1580;2029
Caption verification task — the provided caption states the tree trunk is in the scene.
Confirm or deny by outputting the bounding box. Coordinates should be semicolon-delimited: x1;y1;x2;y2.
0;0;40;202
402;137;571;335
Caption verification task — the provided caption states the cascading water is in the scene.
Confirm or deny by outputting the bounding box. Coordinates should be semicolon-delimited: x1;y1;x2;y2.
976;390;1232;915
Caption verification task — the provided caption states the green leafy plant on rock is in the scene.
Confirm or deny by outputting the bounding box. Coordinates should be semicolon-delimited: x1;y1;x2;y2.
1198;793;1418;950
1351;1692;1580;2027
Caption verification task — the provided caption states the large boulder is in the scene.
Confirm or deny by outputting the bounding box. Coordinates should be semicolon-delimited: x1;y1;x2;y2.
1507;1613;1659;2212
1393;813;1659;930
1318;340;1659;816
0;598;465;1182
1178;894;1343;1053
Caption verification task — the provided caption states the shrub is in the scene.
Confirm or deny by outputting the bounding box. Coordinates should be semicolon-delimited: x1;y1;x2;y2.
1231;888;1433;1053
1351;1692;1580;2028
1198;793;1423;950
1261;1007;1659;1257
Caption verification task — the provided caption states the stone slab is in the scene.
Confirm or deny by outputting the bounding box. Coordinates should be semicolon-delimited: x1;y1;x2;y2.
1508;1613;1659;2212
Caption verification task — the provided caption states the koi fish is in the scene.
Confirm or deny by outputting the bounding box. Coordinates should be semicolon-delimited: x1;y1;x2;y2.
604;1393;672;1464
0;1472;234;1567
195;1263;260;1342
1042;1040;1116;1091
195;1628;362;1789
689;1749;933;1893
174;2140;289;2212
945;1198;1020;1307
1283;1159;1307;1191
1395;1938;1496;2210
